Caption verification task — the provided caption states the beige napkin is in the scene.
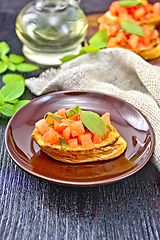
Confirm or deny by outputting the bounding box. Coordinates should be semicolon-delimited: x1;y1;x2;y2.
25;48;160;171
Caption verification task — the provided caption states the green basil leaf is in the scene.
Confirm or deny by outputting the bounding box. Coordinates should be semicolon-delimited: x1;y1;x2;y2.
65;106;81;118
9;54;25;64
44;112;63;121
106;124;112;131
89;29;108;48
80;111;106;137
59;137;67;149
118;0;142;7
8;99;19;104
0;42;10;55
79;45;100;54
0;92;4;105
0;61;8;74
120;20;145;37
7;62;16;71
1;54;9;63
0;81;25;101
60;54;79;63
2;74;25;84
47;123;54;131
1;103;16;117
16;63;39;72
13;100;30;111
60;46;99;63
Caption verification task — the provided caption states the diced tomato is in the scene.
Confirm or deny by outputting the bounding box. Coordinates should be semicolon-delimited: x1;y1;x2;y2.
42;128;60;145
153;2;160;14
101;112;111;125
109;1;119;15
105;127;111;139
54;120;66;133
60;120;72;127
92;134;102;144
78;133;94;148
109;23;120;37
68;138;78;148
70;120;85;137
55;108;66;119
150;29;159;40
99;23;110;32
107;37;117;48
68;112;81;121
35;119;48;135
127;35;140;49
134;7;146;20
45;115;55;125
62;126;71;142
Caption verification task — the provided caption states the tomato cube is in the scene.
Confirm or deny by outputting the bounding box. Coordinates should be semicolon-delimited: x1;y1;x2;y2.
42;128;60;145
93;134;102;144
35;119;48;135
62;126;71;142
68;138;78;148
101;112;111;125
54;120;66;133
78;133;94;148
70;120;85;137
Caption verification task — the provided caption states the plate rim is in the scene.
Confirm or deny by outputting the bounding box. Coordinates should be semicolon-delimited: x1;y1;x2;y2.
5;90;155;186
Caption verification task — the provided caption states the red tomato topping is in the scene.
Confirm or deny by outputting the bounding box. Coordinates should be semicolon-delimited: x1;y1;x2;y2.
35;119;48;135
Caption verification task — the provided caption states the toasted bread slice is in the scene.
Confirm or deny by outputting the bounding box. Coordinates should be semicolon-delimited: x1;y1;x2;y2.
32;125;127;164
98;11;160;27
112;39;160;60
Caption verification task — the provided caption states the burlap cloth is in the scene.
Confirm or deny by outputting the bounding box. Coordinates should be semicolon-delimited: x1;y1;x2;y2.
25;48;160;171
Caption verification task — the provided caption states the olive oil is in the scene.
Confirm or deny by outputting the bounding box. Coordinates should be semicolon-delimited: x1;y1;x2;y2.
15;0;88;65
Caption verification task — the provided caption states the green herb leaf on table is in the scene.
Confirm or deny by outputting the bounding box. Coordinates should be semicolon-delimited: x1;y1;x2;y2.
60;45;99;63
7;62;16;72
89;29;108;49
2;74;25;84
0;103;16;117
0;42;10;55
80;111;106;137
16;63;39;72
0;61;8;74
120;20;145;37
9;54;25;64
118;0;142;7
0;41;39;74
0;81;25;102
59;137;67;149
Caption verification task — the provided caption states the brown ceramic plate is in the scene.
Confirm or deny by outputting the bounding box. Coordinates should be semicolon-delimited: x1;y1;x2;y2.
5;91;155;186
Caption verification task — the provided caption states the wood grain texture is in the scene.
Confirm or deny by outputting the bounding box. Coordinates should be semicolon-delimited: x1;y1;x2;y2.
0;8;159;240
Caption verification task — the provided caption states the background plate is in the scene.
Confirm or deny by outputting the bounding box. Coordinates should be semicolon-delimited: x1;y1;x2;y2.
5;91;155;186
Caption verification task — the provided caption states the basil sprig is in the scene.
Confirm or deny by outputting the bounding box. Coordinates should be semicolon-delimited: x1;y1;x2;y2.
59;137;67;149
80;111;106;137
118;0;142;7
0;73;30;117
65;106;81;118
44;112;63;121
120;20;145;37
89;29;108;49
0;41;39;74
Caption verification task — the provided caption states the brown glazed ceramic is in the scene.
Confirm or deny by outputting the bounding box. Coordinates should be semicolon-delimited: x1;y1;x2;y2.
5;91;155;186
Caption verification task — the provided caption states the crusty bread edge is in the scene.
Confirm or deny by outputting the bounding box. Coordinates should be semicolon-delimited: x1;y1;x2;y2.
32;125;127;164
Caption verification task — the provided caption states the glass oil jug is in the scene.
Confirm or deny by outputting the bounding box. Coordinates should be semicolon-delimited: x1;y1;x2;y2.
15;0;88;65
